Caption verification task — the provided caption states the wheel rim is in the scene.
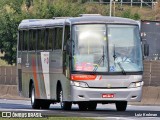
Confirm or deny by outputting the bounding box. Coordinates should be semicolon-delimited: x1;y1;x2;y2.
60;90;64;108
31;87;35;105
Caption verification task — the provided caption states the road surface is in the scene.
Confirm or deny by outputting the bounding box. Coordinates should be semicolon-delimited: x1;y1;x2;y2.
0;99;160;120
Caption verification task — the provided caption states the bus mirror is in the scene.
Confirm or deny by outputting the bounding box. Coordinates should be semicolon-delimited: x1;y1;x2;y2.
64;45;66;51
144;43;149;56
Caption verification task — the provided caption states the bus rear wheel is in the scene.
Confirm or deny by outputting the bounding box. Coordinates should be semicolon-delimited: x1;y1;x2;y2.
116;101;127;111
58;87;72;110
31;84;40;109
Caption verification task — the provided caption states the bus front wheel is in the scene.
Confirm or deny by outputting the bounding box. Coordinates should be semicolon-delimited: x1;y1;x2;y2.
116;101;127;111
58;87;72;110
31;84;40;109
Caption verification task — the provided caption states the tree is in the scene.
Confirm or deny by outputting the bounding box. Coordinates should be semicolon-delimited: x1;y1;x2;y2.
0;0;24;65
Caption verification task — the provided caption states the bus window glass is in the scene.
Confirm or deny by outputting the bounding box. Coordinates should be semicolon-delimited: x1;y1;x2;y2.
30;30;36;51
64;25;70;49
48;28;54;50
45;29;48;50
19;31;23;51
108;25;143;72
24;31;29;51
28;30;30;51
40;29;45;50
54;27;63;49
37;30;41;50
72;24;108;72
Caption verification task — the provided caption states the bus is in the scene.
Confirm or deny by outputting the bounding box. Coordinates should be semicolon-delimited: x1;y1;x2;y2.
17;14;145;111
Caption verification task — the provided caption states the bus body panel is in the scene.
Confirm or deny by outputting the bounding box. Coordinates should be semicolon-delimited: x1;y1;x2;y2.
19;49;71;100
74;75;142;88
70;85;142;102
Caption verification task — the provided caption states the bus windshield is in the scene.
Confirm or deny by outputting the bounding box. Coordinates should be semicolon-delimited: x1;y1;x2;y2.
72;24;143;73
108;25;143;72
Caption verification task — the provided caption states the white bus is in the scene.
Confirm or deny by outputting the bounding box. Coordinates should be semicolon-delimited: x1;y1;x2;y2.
17;14;145;111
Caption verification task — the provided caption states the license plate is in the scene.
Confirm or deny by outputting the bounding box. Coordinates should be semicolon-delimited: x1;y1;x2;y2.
102;94;114;98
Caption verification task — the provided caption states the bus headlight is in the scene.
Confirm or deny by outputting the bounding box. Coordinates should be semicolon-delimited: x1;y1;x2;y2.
70;81;89;88
129;81;144;88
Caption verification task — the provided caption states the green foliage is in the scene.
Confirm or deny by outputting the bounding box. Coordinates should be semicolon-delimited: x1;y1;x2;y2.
31;0;86;18
121;9;141;20
0;13;19;65
25;0;33;10
133;13;141;20
0;0;24;65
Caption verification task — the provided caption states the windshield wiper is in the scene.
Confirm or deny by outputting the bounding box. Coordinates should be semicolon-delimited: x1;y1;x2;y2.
113;45;126;75
93;46;105;71
117;62;126;75
113;45;117;62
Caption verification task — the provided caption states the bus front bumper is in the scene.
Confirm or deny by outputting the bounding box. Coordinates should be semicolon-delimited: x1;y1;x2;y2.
70;86;142;102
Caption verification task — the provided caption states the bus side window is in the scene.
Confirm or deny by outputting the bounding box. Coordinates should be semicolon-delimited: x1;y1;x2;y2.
37;29;41;51
23;30;29;51
45;29;48;50
19;30;23;51
28;30;30;51
30;30;36;51
64;25;70;51
40;29;45;51
54;27;63;50
47;28;55;51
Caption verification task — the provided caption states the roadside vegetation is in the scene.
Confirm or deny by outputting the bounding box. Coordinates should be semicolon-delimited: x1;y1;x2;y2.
0;0;159;65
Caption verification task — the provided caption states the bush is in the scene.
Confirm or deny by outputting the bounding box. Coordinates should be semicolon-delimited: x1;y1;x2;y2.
121;9;141;20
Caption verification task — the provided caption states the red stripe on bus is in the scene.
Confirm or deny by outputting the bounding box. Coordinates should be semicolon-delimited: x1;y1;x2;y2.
71;74;97;80
32;57;40;98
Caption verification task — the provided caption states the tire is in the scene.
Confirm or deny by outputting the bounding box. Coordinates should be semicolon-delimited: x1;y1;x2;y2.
31;84;40;109
116;101;127;111
58;86;72;110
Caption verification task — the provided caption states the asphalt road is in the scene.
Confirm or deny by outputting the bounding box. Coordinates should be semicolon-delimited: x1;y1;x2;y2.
0;99;160;120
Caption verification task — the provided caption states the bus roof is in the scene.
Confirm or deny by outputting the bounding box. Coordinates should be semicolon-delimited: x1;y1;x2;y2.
18;16;138;30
